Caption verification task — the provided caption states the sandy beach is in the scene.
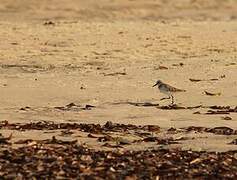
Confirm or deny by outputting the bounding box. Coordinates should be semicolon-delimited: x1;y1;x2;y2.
0;0;237;178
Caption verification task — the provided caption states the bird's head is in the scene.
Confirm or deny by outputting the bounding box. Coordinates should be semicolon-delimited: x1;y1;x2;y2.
152;80;162;87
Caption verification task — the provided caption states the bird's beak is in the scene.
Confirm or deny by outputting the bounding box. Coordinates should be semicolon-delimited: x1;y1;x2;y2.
152;83;157;87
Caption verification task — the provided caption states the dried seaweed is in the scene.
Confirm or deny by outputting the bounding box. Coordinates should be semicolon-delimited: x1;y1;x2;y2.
54;103;95;111
0;133;12;144
127;102;159;107
204;91;221;96
184;126;237;135
0;142;236;179
203;106;237;115
0;121;236;179
1;121;237;137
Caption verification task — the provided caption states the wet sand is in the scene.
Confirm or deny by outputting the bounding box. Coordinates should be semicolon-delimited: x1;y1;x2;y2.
0;0;237;178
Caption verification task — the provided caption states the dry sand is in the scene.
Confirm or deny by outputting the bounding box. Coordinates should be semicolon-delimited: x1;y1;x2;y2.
0;0;237;152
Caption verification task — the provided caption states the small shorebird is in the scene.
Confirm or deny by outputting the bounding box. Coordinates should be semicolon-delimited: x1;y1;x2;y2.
153;80;186;104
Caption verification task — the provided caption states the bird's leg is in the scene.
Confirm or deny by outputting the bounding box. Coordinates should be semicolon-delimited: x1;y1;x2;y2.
171;95;174;104
151;131;154;137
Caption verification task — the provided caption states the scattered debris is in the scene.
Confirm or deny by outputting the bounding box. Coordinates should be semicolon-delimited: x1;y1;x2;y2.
184;126;237;135
0;142;236;179
144;44;153;48
54;103;95;111
167;127;177;134
204;91;221;96
189;78;219;82
103;72;127;76
142;125;160;133
66;103;77;108
11;42;18;45
185;126;208;133
98;135;114;142
186;105;203;109
202;106;237;115
172;62;184;66
225;62;236;66
209;78;219;81
91;51;110;56
127;102;159;107
221;116;232;120
157;104;186;110
0;121;160;135
189;78;202;82
207;127;237;135
83;104;96;110
0;133;12;144
88;133;98;138
205;107;237;115
208;106;230;110
43;21;55;25
19;106;31;111
60;129;73;136
0;119;236;179
229;139;237;145
206;110;229;115
154;65;168;70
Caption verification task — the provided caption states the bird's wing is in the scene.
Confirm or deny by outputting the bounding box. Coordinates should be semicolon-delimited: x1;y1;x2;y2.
166;84;186;92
